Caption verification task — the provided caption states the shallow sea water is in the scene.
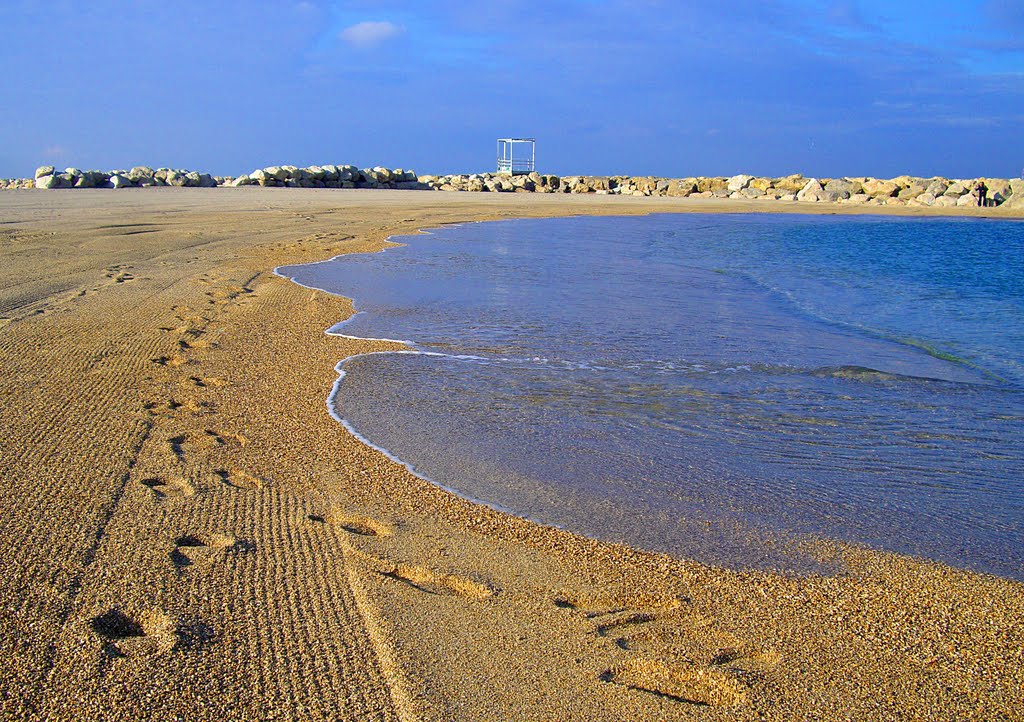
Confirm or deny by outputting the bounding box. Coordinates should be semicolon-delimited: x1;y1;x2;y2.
279;213;1024;579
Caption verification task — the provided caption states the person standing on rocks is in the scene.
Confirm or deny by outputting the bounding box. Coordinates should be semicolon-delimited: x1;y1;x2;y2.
976;179;988;207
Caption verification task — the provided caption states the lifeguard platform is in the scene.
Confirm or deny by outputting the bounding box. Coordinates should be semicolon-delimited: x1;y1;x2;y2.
496;138;535;175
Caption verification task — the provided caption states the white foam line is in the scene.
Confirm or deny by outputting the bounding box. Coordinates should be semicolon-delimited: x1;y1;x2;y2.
276;223;536;521
328;350;522;516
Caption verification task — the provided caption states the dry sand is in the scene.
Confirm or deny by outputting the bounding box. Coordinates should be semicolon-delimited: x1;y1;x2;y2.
0;188;1021;721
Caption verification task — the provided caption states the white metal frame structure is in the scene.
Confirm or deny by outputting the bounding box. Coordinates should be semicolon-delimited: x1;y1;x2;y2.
496;138;536;175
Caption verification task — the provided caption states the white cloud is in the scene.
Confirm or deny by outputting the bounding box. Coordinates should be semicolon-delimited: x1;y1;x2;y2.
339;20;404;48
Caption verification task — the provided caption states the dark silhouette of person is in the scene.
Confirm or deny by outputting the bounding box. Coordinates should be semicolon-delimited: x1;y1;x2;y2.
976;179;988;207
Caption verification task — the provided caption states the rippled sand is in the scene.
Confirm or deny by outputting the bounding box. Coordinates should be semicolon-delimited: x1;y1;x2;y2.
0;188;1021;720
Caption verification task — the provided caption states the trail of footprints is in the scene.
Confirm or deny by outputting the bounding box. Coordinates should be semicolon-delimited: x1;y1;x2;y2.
553;590;776;708
91;279;264;662
306;503;772;710
306;507;494;601
117;274;766;712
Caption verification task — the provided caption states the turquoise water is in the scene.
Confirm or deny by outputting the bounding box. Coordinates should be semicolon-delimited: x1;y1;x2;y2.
279;214;1024;578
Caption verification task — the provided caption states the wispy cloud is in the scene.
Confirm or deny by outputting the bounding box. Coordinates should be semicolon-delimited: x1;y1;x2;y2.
42;145;69;158
339;20;404;48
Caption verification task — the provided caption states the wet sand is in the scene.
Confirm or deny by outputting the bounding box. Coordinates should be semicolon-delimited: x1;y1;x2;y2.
1;188;1021;721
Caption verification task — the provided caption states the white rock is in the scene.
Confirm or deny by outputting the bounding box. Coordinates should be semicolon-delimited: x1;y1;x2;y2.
727;174;753;192
35;174;60;189
797;179;825;202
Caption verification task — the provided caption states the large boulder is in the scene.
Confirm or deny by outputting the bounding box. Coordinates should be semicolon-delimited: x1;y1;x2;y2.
773;174;806;192
666;178;695;197
861;178;898;197
35;165;54;179
926;179;949;196
696;177;728;193
165;170;187;187
727;174;753;192
35;174;62;189
987;179;1011;203
825;178;862;199
898;183;927;201
797;178;825;202
109;174;133;189
944;182;968;197
129;166;154;182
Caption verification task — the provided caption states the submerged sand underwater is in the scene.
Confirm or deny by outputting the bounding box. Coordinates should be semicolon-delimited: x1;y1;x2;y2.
0;188;1021;720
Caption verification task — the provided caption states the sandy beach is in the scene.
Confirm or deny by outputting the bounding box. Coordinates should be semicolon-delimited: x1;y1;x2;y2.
1;188;1022;721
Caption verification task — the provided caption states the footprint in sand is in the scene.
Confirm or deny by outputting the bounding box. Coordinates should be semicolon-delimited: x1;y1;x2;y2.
91;607;213;657
308;507;393;537
188;375;229;389
311;509;493;599
215;468;265;490
140;475;195;500
151;354;188;368
91;607;178;658
602;658;748;707
170;532;250;569
380;562;494;600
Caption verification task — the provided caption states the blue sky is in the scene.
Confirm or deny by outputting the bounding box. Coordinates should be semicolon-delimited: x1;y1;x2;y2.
1;1;1022;179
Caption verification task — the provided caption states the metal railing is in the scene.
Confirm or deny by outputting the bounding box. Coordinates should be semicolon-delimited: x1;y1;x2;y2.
496;157;535;173
497;138;536;175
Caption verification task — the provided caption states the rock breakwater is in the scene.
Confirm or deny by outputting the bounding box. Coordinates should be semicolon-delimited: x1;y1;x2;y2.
3;164;1021;208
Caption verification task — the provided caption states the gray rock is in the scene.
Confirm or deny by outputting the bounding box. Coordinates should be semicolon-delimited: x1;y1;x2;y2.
230;174;251;187
35;166;54;179
129;166;155;181
109;174;133;189
824;178;862;199
926;179;948;196
944;182;968;197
